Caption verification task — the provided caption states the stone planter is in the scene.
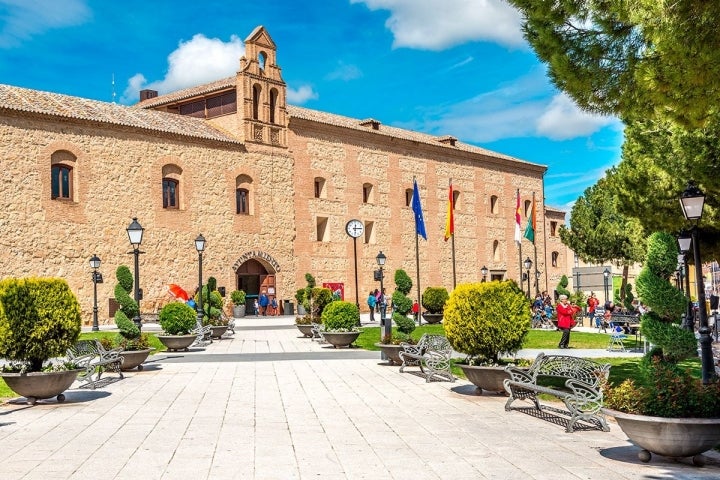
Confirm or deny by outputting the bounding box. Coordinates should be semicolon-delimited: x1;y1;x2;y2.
421;312;443;324
459;364;510;395
209;325;229;339
119;348;154;371
374;343;404;365
322;331;361;348
296;324;314;337
157;334;197;352
602;408;720;465
1;369;82;405
297;305;306;315
233;305;246;318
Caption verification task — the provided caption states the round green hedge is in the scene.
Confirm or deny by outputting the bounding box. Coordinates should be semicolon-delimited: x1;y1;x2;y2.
159;302;197;335
443;281;530;363
421;286;449;314
321;301;359;331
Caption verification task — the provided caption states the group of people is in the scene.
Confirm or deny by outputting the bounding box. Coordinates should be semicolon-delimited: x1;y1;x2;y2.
366;288;386;322
253;291;278;316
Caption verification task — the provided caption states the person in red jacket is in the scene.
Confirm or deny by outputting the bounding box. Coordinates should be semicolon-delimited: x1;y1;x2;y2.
556;294;575;349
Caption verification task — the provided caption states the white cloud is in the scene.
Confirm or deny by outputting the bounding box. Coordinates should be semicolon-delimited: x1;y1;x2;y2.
287;85;318;104
121;34;244;103
536;93;616;140
0;0;90;48
326;62;363;81
351;0;524;50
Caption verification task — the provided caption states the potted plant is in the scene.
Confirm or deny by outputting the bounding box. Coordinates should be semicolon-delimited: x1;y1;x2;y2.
157;302;198;352
295;288;306;316
196;277;228;339
444;280;530;394
375;312;416;365
602;231;720;465
0;277;83;404
421;286;449;324
112;265;154;370
320;301;360;348
230;289;246;318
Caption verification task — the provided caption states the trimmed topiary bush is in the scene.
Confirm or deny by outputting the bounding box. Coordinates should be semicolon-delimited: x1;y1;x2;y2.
394;269;412;295
443;281;530;363
114;265;140;346
556;275;571;298
393;313;416;335
158;302;197;335
421;286;449;314
321;301;359;331
0;277;82;372
230;289;246;305
310;287;333;321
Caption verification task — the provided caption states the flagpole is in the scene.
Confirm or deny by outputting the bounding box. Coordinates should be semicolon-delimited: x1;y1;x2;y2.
532;192;539;296
450;178;456;289
516;189;523;286
416;228;421;325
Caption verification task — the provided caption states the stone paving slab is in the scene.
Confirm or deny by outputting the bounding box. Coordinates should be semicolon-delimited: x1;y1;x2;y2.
1;315;719;479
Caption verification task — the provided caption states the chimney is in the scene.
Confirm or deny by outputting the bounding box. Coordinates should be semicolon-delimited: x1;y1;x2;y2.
437;135;457;147
359;118;381;130
139;89;158;102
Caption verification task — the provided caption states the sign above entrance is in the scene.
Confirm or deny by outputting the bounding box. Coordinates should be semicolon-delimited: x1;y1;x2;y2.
233;250;281;272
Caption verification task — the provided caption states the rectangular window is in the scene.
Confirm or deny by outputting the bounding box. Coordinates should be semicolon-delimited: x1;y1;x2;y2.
51;165;72;199
163;179;178;209
236;188;249;214
550;221;558;236
316;217;329;242
364;221;374;244
179;100;205;118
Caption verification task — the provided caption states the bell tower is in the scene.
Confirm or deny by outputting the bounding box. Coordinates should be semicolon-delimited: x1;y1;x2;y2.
238;26;288;147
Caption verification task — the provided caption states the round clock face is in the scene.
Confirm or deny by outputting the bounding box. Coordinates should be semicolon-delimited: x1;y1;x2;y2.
346;219;364;238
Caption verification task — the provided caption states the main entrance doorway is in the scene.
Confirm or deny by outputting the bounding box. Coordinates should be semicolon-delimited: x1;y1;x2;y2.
236;259;276;314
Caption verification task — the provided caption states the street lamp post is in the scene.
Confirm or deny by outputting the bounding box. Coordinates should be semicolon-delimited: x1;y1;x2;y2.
480;265;488;282
523;257;532;298
376;251;390;342
126;218;144;331
603;268;610;305
195;234;206;327
679;181;715;384
89;254;101;332
678;234;694;331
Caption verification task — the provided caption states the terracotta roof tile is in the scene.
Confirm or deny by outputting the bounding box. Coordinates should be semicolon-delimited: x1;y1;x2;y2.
0;84;240;144
135;77;236;108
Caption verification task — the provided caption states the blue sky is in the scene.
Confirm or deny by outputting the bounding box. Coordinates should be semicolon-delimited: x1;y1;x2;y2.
0;0;623;210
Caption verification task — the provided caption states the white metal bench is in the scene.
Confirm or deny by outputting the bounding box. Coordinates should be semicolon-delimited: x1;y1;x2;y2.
503;353;611;432
398;334;455;382
67;339;124;389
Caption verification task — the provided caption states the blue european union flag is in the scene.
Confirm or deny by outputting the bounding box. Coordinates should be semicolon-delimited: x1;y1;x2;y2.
412;179;427;240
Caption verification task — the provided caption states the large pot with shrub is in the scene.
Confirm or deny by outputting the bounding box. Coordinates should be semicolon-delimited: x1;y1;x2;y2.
230;289;246;317
421;286;449;324
444;281;530;394
196;277;228;338
602;231;720;465
375;313;416;365
320;301;360;348
112;265;153;370
0;278;83;404
157;302;198;352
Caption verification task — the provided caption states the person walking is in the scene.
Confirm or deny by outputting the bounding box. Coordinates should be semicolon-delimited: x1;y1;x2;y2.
259;291;269;315
367;291;376;322
556;294;574;349
587;292;599;328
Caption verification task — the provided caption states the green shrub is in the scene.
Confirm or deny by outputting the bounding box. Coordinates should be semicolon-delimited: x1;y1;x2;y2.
556;275;571;298
0;278;82;372
295;288;305;306
158;302;197;335
321;301;359;331
394;269;412;295
114;265;140;343
310;287;333;320
302;273;316;311
393;313;416;335
421;286;449;314
391;290;412;316
230;290;246;305
196;285;224;325
443;281;530;363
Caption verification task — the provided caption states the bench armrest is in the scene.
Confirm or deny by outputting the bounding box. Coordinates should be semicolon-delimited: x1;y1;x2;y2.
400;343;424;355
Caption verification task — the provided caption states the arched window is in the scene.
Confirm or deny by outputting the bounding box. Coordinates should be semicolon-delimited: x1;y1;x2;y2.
405;188;414;207
493;240;500;262
490;195;498;214
235;174;253;215
252;84;261;120
258;51;266;71
162;178;179;209
552;251;559;267
363;183;374;204
50;150;76;201
269;88;278;124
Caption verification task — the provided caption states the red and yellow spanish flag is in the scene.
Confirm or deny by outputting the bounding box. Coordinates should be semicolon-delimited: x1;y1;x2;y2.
444;181;454;241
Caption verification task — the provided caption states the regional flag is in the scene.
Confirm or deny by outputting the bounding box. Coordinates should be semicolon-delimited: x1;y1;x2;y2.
444;181;454;241
514;189;521;244
524;195;536;243
412;178;427;240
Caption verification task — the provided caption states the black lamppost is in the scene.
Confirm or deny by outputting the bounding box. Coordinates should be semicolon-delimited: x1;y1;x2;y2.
89;254;102;332
523;257;532;298
376;251;390;341
481;265;488;282
126;218;144;331
195;234;206;326
603;268;610;304
678;233;694;331
679;181;716;384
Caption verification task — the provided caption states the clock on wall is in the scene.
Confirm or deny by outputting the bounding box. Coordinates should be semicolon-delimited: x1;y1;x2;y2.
345;219;364;238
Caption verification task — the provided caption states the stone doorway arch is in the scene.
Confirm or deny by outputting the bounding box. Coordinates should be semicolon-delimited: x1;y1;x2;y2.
233;251;281;314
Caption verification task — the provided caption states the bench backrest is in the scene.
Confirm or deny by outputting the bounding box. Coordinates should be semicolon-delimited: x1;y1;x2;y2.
529;353;610;387
416;334;452;354
69;339;101;357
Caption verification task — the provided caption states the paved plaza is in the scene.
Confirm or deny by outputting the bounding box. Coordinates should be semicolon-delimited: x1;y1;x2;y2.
1;315;719;479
